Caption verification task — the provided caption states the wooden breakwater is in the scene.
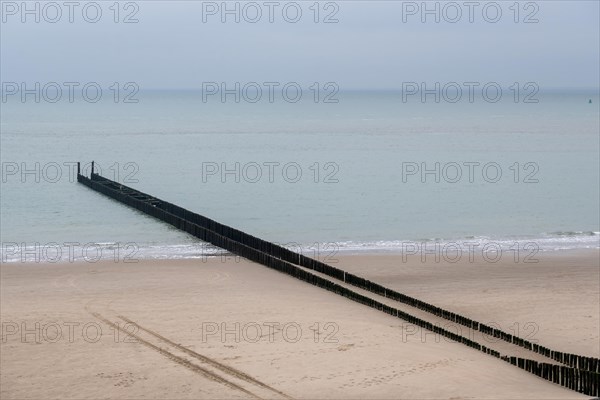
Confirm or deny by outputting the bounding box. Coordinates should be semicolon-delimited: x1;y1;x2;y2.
77;165;599;396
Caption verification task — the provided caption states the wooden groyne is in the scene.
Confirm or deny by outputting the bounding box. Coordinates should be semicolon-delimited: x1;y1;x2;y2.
77;164;599;396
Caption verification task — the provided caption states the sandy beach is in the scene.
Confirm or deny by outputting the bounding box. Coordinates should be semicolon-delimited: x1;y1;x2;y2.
1;249;597;399
3;1;600;398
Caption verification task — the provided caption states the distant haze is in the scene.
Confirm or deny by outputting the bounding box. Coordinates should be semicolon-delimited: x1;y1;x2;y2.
1;1;599;90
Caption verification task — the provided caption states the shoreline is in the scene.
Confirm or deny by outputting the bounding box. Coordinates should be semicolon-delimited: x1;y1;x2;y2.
2;241;598;265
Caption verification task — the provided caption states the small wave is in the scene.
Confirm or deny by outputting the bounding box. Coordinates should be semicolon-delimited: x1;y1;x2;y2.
0;242;226;264
330;233;599;254
2;232;598;263
547;231;599;237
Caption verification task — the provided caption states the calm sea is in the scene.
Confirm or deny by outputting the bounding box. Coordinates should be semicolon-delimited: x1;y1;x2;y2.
1;90;599;262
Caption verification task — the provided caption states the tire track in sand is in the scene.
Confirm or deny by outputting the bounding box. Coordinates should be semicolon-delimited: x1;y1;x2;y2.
117;315;293;400
89;311;262;399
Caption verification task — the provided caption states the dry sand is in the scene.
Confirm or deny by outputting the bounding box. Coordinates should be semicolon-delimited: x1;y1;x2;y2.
335;249;600;357
1;250;598;399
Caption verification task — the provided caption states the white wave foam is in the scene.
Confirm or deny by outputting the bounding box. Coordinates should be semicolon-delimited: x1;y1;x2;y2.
2;232;598;263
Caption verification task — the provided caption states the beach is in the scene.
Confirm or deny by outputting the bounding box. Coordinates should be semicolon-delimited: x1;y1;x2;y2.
1;250;597;399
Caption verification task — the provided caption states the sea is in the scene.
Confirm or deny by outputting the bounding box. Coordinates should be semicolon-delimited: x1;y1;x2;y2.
1;90;599;262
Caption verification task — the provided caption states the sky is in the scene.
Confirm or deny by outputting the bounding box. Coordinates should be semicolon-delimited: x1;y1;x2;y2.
1;1;599;91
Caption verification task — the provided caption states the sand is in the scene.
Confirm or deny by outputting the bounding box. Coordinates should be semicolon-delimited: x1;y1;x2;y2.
1;250;598;399
334;249;600;357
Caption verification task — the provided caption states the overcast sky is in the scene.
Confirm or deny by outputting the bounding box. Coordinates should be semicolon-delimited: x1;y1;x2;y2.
1;1;599;90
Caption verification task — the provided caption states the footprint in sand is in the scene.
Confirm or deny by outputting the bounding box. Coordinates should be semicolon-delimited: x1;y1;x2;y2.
337;343;355;351
97;372;147;388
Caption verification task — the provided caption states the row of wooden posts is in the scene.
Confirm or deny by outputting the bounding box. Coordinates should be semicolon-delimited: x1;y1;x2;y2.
77;168;600;396
503;356;600;395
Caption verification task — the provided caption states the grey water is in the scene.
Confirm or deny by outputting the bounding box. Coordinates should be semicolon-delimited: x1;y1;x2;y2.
1;90;599;262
